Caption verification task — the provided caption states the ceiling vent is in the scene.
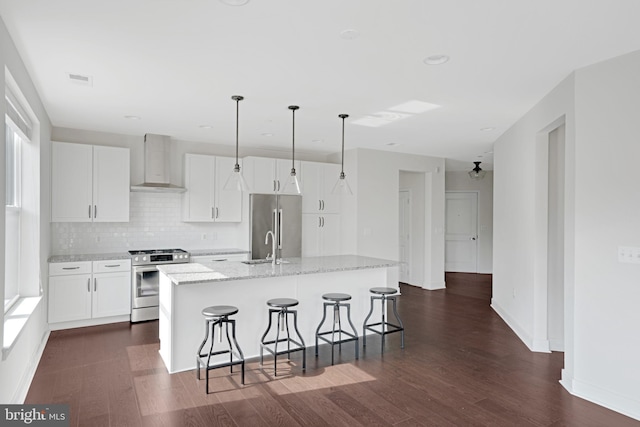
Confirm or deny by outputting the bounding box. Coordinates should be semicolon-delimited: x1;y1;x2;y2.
67;73;93;86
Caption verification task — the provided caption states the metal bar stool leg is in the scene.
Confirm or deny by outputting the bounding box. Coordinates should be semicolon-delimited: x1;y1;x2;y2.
292;309;306;372
346;303;359;360
315;303;329;357
391;296;405;349
362;295;376;347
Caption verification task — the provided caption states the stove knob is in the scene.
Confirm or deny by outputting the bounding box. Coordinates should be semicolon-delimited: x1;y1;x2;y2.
142;256;147;262
134;256;139;262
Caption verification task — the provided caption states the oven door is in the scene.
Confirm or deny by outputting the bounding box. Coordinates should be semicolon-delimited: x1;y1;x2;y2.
132;265;160;309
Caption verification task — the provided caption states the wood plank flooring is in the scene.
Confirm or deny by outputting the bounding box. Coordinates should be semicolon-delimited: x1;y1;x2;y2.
26;273;639;426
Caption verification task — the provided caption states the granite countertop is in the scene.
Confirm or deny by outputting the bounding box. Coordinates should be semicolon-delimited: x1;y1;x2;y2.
48;248;249;263
157;255;399;285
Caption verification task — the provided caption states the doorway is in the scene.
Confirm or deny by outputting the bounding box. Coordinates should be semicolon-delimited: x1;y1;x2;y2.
399;190;411;283
445;192;478;272
547;124;565;351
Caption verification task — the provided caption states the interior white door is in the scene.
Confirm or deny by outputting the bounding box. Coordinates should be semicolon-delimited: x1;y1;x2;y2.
445;192;478;273
399;190;411;283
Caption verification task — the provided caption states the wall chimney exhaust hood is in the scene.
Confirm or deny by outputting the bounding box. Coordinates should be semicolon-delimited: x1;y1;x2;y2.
130;134;186;193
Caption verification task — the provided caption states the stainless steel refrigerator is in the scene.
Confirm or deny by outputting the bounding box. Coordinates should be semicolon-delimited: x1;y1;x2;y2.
250;194;302;260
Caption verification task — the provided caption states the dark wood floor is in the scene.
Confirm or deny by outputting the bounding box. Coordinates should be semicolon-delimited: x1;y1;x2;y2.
26;273;639;426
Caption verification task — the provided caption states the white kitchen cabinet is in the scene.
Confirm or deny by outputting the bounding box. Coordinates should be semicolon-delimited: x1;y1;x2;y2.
182;154;242;222
190;253;249;263
243;156;300;194
51;141;130;222
302;213;341;257
48;260;131;326
300;161;341;214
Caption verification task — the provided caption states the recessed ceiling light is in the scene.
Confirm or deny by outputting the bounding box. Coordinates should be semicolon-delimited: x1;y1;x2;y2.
389;100;441;114
340;29;360;40
386;142;400;146
199;125;213;129
219;0;249;5
261;133;274;137
423;54;450;65
480;127;495;132
311;139;324;143
124;115;141;120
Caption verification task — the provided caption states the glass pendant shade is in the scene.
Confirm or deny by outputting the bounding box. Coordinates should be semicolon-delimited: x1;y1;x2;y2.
223;95;249;192
332;171;352;195
282;105;302;194
224;164;250;191
468;161;486;181
331;113;353;195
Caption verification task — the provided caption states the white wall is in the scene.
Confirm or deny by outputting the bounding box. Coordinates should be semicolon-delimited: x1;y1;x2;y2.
494;48;640;420
568;50;640;419
342;148;445;290
0;16;52;403
445;171;494;274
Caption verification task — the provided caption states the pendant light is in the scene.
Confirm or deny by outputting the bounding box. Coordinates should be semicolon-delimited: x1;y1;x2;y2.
223;95;250;191
468;161;486;181
331;114;352;195
283;105;302;194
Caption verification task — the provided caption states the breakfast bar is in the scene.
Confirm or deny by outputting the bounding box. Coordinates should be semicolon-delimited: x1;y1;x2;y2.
157;255;399;373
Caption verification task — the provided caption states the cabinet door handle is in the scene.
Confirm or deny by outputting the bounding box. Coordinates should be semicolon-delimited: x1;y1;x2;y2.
319;200;322;211
87;278;90;292
216;207;219;218
321;216;325;227
104;264;120;268
277;180;280;191
318;216;321;228
62;266;80;270
94;278;97;292
273;180;276;192
88;205;92;218
94;205;97;219
321;200;325;211
211;207;214;219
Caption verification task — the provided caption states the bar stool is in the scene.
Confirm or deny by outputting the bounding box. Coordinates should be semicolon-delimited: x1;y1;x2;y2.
196;305;245;393
260;298;306;376
315;293;359;365
362;287;405;352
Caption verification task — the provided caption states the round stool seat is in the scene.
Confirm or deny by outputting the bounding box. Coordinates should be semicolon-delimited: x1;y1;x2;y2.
202;305;238;318
322;293;352;302
370;287;398;295
267;298;299;308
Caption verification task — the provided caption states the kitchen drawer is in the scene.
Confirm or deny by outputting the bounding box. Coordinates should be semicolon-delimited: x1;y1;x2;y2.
93;259;131;273
49;261;92;276
190;254;248;263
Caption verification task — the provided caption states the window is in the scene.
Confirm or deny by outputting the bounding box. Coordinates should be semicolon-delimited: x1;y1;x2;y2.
4;85;30;313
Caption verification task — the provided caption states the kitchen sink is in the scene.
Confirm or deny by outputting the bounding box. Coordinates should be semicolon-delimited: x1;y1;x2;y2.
241;259;290;265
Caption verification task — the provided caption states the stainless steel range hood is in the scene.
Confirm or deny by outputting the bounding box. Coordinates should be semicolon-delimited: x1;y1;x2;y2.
130;134;186;193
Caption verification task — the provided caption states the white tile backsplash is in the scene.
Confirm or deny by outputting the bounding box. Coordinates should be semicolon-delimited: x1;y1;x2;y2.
51;192;245;254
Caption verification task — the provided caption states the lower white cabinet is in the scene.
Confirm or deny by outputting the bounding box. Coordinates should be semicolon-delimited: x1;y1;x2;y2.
190;253;249;263
49;259;131;325
302;213;341;257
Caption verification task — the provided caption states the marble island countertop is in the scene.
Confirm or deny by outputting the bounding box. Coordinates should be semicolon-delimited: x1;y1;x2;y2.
157;255;399;285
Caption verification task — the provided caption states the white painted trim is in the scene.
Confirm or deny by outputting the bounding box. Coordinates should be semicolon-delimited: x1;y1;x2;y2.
491;300;550;353
49;315;130;331
12;329;49;404
423;281;445;290
567;378;640;421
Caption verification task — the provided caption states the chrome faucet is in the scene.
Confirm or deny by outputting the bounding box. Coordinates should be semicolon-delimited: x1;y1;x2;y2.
265;230;277;266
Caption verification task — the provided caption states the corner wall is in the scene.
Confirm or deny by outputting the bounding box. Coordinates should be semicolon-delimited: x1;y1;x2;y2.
0;16;52;403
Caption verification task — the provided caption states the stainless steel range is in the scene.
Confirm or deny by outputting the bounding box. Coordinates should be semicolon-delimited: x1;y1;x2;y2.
129;249;190;322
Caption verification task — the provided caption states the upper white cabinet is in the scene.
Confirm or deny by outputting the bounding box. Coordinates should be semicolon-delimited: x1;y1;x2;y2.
243;156;300;194
300;161;341;214
51;141;130;222
182;154;242;222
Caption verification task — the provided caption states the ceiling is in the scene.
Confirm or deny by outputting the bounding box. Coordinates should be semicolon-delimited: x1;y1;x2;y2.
2;1;640;171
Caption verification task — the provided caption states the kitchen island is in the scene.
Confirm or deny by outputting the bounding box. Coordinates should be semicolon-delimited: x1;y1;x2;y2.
157;255;399;373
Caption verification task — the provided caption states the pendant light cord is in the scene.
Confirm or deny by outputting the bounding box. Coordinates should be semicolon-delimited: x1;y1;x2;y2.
339;114;349;177
288;106;299;173
231;95;244;171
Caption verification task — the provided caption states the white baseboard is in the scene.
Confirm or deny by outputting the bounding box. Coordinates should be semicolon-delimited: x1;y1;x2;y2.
13;329;50;404
423;281;445;290
49;314;131;331
565;377;640;421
